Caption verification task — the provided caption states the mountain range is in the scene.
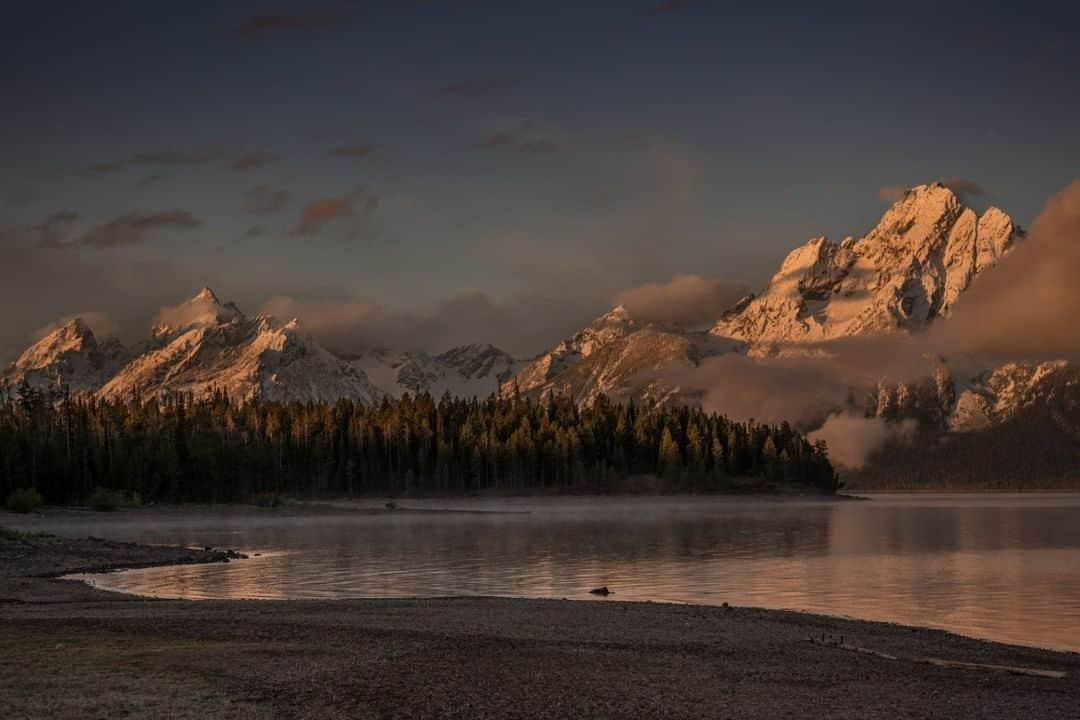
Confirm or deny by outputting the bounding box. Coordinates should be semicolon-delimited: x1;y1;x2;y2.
3;182;1076;480
3;288;519;404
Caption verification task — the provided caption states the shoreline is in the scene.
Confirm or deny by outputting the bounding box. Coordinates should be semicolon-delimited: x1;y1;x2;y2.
1;529;1077;718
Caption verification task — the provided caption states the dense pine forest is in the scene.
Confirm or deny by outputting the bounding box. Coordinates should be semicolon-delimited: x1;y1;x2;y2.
0;381;839;505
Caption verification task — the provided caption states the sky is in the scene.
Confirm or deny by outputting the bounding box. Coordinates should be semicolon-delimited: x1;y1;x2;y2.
1;1;1078;361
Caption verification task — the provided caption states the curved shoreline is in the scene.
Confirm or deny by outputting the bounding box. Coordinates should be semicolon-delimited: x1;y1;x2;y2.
1;528;1077;718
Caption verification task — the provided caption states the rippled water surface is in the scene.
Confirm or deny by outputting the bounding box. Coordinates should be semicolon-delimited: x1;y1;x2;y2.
25;494;1080;652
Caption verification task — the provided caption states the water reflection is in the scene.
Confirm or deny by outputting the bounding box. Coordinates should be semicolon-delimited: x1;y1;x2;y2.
42;494;1080;652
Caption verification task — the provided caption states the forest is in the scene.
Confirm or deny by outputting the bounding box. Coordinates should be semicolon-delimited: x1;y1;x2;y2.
0;381;839;504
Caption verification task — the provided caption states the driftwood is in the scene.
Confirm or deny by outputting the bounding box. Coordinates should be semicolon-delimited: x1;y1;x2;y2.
807;635;1066;679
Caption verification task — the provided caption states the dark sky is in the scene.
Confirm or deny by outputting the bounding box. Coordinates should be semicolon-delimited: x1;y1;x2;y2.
1;1;1078;358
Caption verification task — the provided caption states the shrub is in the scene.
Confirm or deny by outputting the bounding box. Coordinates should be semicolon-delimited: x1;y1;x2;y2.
5;488;43;514
89;486;138;512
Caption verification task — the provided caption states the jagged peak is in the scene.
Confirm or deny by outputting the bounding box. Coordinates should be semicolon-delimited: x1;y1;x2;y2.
56;317;94;337
592;304;634;326
192;286;220;303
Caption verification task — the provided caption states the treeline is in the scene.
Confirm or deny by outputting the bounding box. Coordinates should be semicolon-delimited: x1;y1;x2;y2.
0;382;839;504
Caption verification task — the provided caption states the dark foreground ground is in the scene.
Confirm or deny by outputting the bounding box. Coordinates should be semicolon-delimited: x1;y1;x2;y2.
1;529;1077;719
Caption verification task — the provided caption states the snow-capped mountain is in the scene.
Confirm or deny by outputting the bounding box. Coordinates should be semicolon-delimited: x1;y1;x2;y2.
95;288;383;403
2;318;128;395
712;183;1018;354
949;361;1077;433
503;182;1075;434
348;344;524;399
508;183;1015;404
506;306;738;405
2;288;523;404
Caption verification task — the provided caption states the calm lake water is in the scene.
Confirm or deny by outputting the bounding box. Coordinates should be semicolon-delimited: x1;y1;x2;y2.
22;494;1080;652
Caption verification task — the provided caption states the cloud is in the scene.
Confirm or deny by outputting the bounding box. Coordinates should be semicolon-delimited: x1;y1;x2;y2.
260;289;594;357
238;10;342;37
229;151;276;170
671;353;859;427
439;76;514;100
807;414;917;469
77;210;202;249
877;184;908;203
938;177;985;199
615;274;748;327
0;246;215;365
931;177;1080;362
879;178;986;204
330;143;373;158
32;211;80;248
132;148;217;166
32;311;120;342
247;185;290;215
296;190;379;239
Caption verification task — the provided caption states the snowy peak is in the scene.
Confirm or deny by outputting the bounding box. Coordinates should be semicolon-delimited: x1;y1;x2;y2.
349;343;524;399
17;319;98;369
99;299;382;404
508;306;642;397
151;286;244;340
712;183;1018;351
192;286;220;303
3;318;127;394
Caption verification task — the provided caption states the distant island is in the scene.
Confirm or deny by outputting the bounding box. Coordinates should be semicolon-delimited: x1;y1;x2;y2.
0;387;839;507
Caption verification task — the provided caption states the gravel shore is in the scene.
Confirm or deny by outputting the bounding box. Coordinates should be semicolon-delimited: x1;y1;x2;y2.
1;527;1077;719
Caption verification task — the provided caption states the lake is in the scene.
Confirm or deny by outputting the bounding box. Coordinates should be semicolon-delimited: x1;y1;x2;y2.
21;493;1080;653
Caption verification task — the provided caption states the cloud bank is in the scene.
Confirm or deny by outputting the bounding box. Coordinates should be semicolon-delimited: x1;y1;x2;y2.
615;274;747;327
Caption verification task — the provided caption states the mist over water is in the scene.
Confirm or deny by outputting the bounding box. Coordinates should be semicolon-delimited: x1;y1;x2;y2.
30;495;1080;653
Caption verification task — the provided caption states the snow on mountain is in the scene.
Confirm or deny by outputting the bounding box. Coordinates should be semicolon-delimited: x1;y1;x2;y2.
503;182;1072;432
349;343;523;399
2;318;128;394
505;305;741;405
96;289;383;404
948;361;1076;433
712;183;1018;354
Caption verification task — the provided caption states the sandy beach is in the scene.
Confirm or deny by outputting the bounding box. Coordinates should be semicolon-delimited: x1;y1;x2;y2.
1;526;1077;718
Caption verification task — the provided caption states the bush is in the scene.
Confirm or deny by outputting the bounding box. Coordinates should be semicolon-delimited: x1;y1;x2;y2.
5;488;43;514
89;486;139;512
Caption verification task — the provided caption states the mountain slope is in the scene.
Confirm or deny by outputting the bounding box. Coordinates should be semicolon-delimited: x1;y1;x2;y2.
712;183;1018;354
348;343;523;399
507;182;1018;404
1;319;127;395
96;289;384;403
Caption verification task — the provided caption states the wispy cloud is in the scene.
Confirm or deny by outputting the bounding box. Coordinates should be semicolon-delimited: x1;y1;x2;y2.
76;210;202;249
938;177;986;199
879;177;987;204
296;190;379;239
877;184;908;203
33;211;80;248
